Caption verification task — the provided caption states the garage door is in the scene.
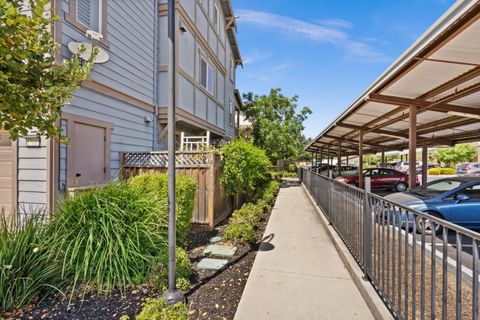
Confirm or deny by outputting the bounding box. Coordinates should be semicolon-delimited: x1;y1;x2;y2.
0;131;15;220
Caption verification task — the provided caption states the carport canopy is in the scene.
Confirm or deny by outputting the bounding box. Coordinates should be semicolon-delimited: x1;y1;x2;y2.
307;0;480;188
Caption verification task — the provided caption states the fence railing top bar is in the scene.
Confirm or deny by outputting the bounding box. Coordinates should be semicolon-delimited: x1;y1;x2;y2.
303;168;480;240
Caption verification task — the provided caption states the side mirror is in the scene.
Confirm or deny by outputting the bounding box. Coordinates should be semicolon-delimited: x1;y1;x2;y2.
456;194;470;203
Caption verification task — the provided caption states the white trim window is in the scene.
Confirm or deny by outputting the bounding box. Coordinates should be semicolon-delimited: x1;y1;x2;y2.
200;57;216;95
77;0;102;32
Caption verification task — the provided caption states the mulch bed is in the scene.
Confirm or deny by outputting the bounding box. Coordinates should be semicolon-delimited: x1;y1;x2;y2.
4;200;274;320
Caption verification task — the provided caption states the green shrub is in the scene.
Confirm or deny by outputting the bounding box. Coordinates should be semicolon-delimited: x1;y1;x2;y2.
48;182;168;293
440;168;455;175
224;222;256;244
0;213;64;311
288;164;296;172
128;173;197;245
153;247;191;292
221;139;270;200
428;168;441;175
269;170;297;181
231;203;264;226
282;172;298;178
254;180;281;206
136;298;188;320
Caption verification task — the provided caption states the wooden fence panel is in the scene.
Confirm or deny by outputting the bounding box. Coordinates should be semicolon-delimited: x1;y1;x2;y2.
120;151;235;228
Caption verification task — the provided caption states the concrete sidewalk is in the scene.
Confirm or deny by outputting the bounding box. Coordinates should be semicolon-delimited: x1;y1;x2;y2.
234;182;374;320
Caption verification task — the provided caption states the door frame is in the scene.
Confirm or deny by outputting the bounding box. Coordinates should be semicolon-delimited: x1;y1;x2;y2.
61;113;113;188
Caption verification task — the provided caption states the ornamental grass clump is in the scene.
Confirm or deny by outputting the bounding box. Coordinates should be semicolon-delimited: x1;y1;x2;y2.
0;212;64;312
48;182;169;294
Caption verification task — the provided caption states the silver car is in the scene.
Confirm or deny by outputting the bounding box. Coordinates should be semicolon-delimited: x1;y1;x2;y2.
457;162;480;175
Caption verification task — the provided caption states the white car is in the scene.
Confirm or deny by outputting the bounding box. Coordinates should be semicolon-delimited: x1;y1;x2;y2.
396;161;422;173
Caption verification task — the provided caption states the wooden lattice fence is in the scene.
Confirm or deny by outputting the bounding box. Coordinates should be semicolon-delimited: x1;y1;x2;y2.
120;151;235;228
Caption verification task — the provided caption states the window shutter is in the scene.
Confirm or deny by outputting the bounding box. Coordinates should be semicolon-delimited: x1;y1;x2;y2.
77;0;91;28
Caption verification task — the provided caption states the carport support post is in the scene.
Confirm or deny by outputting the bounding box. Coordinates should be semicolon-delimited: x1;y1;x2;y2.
408;105;417;189
359;130;364;188
422;141;428;185
337;140;341;173
327;144;330;176
381;149;385;165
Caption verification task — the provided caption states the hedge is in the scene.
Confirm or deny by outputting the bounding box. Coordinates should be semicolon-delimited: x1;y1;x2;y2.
428;168;455;175
128;173;197;245
220;139;270;200
224;180;281;244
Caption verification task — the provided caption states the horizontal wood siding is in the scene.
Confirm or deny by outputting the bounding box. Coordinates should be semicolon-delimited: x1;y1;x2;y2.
61;0;155;105
158;0;234;138
63;87;154;179
17;136;48;218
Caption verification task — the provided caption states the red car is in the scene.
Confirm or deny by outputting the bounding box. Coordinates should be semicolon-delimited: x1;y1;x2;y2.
335;168;420;192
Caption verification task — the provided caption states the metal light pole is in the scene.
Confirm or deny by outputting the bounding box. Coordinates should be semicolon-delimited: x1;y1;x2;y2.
164;0;184;305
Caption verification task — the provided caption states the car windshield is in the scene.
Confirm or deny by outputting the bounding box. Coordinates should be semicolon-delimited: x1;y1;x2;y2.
410;179;464;197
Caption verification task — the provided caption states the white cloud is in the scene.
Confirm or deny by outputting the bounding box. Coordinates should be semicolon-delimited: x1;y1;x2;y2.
242;48;272;65
237;9;388;62
318;18;353;29
244;62;294;83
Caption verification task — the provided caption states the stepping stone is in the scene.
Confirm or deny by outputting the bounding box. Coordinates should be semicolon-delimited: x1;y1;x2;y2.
203;244;237;257
197;258;228;270
209;236;222;244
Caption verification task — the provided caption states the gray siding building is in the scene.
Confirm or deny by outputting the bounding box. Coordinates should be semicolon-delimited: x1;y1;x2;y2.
0;0;241;221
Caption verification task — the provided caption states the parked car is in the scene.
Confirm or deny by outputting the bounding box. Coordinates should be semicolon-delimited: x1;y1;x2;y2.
395;161;422;172
457;162;480;175
311;164;334;173
335;168;419;192
331;165;359;178
384;177;480;234
408;163;439;174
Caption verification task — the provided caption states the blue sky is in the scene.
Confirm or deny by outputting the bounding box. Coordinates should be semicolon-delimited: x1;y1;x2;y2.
232;0;455;139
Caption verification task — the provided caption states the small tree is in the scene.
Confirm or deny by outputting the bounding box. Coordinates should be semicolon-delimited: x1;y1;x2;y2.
432;144;477;167
242;88;312;163
0;0;96;140
220;139;270;200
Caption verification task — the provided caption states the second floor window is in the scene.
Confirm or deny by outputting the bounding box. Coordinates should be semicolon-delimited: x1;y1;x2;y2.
77;0;102;32
200;58;215;95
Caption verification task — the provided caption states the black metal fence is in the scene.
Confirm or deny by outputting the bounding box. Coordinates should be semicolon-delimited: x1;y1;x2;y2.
300;168;480;320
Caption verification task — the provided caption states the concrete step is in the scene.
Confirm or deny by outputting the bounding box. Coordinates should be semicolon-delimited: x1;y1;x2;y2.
209;236;222;244
203;244;237;258
197;258;228;270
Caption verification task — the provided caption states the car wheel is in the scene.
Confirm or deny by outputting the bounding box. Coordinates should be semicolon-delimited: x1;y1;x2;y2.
415;211;443;236
395;182;407;192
